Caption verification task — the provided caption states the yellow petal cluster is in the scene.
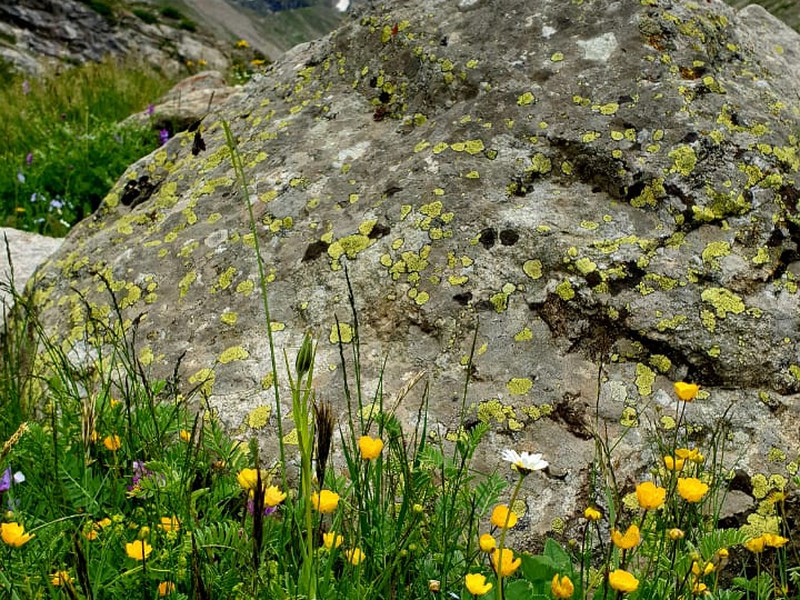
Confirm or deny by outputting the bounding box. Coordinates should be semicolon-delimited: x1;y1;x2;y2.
608;569;639;593
312;489;340;513
490;504;518;529
479;533;496;552
551;574;574;599
263;485;287;507
1;522;34;547
157;581;176;596
611;524;641;550
674;381;700;401
676;477;709;503
51;571;73;586
125;540;153;560
635;481;666;510
346;547;365;565
323;531;343;549
465;573;493;595
358;435;384;460
103;435;121;451
491;548;521;577
584;506;602;521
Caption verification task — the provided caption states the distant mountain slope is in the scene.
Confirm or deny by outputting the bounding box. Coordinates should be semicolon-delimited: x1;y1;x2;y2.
725;0;800;31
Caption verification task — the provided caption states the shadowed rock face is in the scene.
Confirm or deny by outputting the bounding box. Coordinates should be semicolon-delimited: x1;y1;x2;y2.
27;0;800;539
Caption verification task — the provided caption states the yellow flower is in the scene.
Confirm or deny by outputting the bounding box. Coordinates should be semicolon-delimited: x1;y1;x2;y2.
636;481;666;510
675;447;704;463
429;580;441;592
250;59;266;66
84;528;98;541
159;516;180;532
744;536;766;553
584;506;602;521
611;524;641;550
237;468;265;491
97;517;112;528
551;574;575;599
664;455;685;471
608;569;639;593
179;430;192;442
763;533;788;548
490;504;518;529
1;522;34;547
677;477;709;503
358;435;384;460
51;570;72;586
692;582;708;595
674;381;700;401
465;573;493;595
479;533;496;552
235;39;250;48
103;435;121;451
346;547;365;565
125;540;153;560
312;489;340;513
263;485;287;507
158;581;176;596
692;561;714;576
668;528;685;540
323;531;343;549
197;59;208;67
491;548;521;577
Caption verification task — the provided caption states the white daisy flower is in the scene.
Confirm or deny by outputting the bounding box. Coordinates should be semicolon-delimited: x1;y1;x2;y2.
501;449;548;475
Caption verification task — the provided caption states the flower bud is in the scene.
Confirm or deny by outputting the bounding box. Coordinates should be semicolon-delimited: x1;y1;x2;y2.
295;332;314;378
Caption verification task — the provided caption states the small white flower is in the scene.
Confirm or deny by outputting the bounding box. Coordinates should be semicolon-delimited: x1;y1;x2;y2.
501;449;548;474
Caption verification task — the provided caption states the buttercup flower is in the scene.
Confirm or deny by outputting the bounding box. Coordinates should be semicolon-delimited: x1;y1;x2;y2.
490;504;518;529
584;506;602;521
237;468;262;492
636;481;666;510
674;381;700;401
745;536;766;553
692;581;708;595
235;39;250;48
677;477;709;503
263;485;287;507
608;569;639;593
479;533;496;552
159;516;180;532
611;524;641;550
692;561;714;577
125;540;153;560
492;548;521;577
158;581;176;596
676;447;704;464
51;571;72;586
465;573;493;595
501;449;548;475
323;531;343;549
312;490;340;513
763;533;788;548
664;455;685;471
1;522;34;547
346;547;365;565
551;574;575;599
103;435;121;451
359;435;384;460
669;528;685;540
179;430;191;442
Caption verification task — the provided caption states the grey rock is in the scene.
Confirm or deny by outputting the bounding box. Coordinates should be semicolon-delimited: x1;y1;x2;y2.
25;0;800;543
0;227;63;313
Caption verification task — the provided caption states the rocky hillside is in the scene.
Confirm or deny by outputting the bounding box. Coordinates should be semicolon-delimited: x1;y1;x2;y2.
0;0;348;77
725;0;800;31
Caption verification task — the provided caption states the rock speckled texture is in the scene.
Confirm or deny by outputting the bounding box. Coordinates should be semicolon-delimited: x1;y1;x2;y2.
26;0;800;542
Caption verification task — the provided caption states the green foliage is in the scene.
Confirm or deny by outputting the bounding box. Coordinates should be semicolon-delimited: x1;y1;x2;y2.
0;57;173;235
132;7;158;24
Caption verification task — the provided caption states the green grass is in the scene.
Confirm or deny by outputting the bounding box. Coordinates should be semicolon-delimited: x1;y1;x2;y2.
0;122;797;598
0;57;174;236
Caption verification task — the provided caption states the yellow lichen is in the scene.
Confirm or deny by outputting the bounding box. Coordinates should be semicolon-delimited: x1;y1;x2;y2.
556;280;575;300
514;328;533;342
506;377;533;396
219;346;249;364
635;363;655;396
247;406;272;429
701;287;745;318
330;322;354;344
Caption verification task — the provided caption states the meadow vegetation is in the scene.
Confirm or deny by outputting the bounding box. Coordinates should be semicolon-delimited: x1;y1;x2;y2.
0;67;797;600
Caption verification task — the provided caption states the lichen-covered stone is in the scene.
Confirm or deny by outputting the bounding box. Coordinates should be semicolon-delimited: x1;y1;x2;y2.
25;0;800;546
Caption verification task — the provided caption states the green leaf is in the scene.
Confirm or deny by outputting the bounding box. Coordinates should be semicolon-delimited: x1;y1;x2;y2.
543;538;572;569
504;579;546;600
520;553;557;584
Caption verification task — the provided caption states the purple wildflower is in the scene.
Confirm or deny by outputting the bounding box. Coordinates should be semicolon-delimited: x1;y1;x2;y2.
159;129;170;145
247;497;277;517
50;199;64;211
25;152;33;166
0;467;25;493
146;103;155;116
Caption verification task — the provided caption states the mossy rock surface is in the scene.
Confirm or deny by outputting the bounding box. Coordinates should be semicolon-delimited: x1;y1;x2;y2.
26;0;800;538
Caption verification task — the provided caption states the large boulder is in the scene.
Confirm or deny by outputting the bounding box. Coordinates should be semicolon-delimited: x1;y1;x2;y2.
27;0;800;541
